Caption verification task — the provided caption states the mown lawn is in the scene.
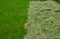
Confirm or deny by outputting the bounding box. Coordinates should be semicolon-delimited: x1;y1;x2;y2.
0;0;29;39
53;0;60;4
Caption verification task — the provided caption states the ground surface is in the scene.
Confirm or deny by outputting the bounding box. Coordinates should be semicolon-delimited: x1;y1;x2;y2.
0;0;29;39
0;0;60;39
24;1;60;39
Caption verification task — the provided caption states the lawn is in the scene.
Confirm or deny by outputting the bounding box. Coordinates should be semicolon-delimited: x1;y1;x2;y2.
0;0;60;39
53;0;60;4
0;0;30;39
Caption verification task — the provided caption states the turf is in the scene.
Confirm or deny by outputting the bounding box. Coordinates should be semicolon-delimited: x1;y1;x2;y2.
31;0;47;1
0;0;29;39
53;0;60;4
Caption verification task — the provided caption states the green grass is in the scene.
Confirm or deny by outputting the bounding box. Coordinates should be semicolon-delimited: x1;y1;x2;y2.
53;0;60;4
0;0;30;39
32;0;47;1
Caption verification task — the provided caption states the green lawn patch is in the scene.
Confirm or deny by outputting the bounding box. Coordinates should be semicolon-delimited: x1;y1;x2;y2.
0;0;29;39
53;0;60;4
31;0;47;1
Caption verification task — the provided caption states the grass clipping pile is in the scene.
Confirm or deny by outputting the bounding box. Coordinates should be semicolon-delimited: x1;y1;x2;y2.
24;1;60;39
